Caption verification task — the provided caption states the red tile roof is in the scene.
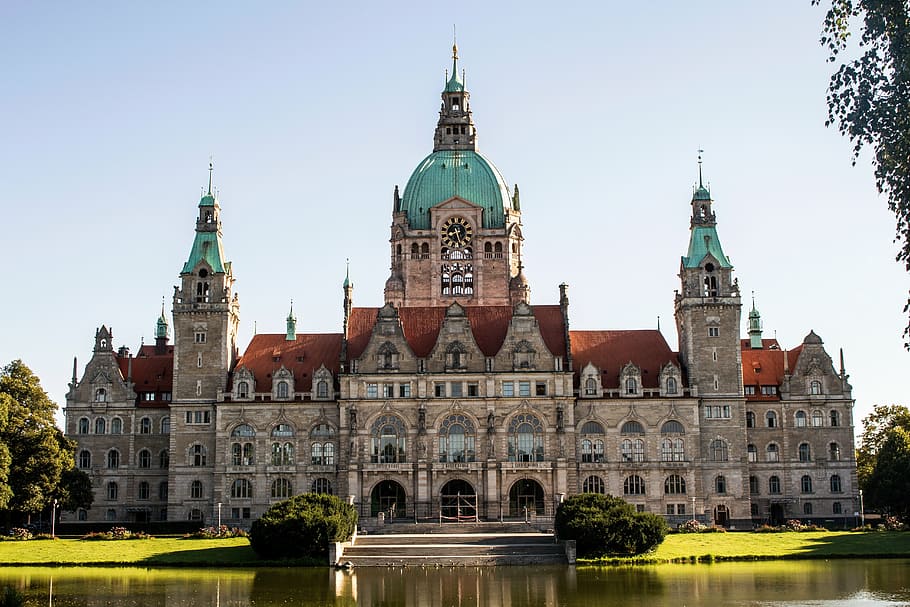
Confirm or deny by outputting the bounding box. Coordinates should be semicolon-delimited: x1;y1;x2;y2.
346;305;568;359
569;330;680;388
116;345;173;407
235;333;343;392
740;339;803;400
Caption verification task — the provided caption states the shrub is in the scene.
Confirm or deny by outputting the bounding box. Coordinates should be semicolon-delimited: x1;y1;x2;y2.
8;529;31;541
184;525;248;539
555;493;668;557
0;586;24;607
883;516;906;531
249;493;357;560
80;527;153;541
676;519;705;533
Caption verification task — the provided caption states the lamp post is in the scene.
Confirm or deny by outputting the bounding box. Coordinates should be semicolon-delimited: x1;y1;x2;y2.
217;502;222;530
858;490;864;528
691;496;696;522
51;499;58;538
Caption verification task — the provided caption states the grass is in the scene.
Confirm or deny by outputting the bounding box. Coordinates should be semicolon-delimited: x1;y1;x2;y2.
580;531;910;564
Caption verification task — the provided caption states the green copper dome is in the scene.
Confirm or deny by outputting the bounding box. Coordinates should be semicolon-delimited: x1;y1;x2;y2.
401;150;512;229
693;186;711;201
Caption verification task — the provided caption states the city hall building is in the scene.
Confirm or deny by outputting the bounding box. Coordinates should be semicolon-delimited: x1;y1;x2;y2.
63;47;858;529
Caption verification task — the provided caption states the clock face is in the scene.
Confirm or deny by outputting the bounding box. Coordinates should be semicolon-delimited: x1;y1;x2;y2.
441;216;473;248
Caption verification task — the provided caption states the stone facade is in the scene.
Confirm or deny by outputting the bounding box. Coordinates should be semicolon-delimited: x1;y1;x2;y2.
63;49;857;530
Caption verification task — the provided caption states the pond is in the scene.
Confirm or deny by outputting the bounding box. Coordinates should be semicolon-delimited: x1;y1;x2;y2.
1;559;907;606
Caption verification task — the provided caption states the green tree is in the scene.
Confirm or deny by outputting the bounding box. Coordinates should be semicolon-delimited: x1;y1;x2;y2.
0;360;73;518
865;426;910;519
249;493;357;560
56;468;94;512
555;493;668;557
815;0;910;344
856;404;910;488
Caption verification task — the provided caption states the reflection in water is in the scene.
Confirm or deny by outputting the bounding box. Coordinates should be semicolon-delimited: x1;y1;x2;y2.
3;560;908;606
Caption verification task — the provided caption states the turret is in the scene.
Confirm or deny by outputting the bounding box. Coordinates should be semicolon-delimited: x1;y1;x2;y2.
286;301;297;341
155;297;170;354
433;43;477;152
748;295;763;349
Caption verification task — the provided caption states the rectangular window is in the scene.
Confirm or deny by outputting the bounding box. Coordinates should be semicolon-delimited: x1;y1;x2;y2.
761;385;778;395
708;327;719;337
435;383;446;397
467;383;479;397
194;332;206;343
485;358;493;372
744;386;756;395
382;384;394;398
161;392;171;401
142;392;155;401
502;381;514;397
231;508;240;519
399;384;411;398
186;411;211;424
677;504;685;515
366;383;378;398
519;381;531;397
666;504;675;515
535;382;547;396
635;504;645;513
450;382;463;397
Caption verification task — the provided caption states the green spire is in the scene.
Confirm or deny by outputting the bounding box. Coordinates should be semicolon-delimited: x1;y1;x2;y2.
748;292;763;349
182;161;227;274
445;42;464;92
343;259;352;289
682;152;731;269
155;297;169;339
286;300;297;341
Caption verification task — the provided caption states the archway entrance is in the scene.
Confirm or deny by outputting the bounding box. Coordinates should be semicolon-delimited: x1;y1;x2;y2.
371;480;406;519
714;505;729;527
440;479;477;522
509;479;544;517
769;503;785;526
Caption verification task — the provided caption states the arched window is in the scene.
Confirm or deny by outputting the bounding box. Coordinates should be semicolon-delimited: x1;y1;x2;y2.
798;443;811;462
107;482;118;500
139;417;151;434
768;476;781;494
232;424;255;437
95;388;107;403
411;243;419;256
106;449;119;469
747;444;757;462
621;421;645;434
78;450;91;469
77;509;87;521
766;443;779;462
277;381;289;399
371;415;407;463
137;481;150;500
623;475;646;495
484;242;492;254
715;475;727;494
666;377;678;394
584;378;597;395
439;414;476;463
766;411;777;428
795;410;808;427
137;449;151;469
749;475;760;495
508;414;544;462
710;439;728;462
801;475;813;494
625;377;638;394
78;418;89;434
271;478;292;499
621;438;645;462
378;342;400;370
812;410;824;427
746;411;755;428
580;421;605;463
664;474;686;494
272;423;294;437
159;450;169;469
660;438;685;462
830;410;840;427
316;380;329;399
95;418;106;435
160;417;169;435
810;380;822;395
829;442;840;461
582;475;605;494
231;479;252;499
445;341;468;370
661;420;685;434
312;478;333;494
190;480;203;499
237;381;249;398
830;474;843;493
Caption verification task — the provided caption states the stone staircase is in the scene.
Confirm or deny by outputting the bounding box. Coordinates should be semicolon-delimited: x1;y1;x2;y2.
340;530;568;567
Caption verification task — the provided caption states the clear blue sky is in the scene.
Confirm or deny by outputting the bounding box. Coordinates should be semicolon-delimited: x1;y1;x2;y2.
1;2;907;433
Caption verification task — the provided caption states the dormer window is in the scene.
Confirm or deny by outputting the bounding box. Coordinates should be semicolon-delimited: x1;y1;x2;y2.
626;377;637;394
378;342;399;370
94;388;107;402
277;381;289;399
237;381;249;399
666;377;678;394
810;380;822;395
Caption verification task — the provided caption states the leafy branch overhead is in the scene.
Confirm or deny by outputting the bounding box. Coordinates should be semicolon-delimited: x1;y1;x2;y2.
815;0;910;346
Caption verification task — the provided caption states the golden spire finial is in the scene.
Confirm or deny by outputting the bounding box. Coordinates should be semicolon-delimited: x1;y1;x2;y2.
452;24;458;60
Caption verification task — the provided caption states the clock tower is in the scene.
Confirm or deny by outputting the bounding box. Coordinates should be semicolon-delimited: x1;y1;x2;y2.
385;46;526;308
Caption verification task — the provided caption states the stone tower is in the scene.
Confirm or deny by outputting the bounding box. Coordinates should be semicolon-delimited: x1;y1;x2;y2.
171;163;240;402
385;45;525;307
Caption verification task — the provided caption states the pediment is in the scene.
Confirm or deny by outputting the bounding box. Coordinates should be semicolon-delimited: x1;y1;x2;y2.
435;197;481;211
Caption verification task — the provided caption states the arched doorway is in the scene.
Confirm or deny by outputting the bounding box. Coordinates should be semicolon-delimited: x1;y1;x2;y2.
509;478;544;517
371;480;406;519
440;479;477;522
714;504;729;527
769;503;785;526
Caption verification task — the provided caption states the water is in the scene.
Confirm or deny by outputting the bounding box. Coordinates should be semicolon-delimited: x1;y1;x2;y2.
1;559;908;606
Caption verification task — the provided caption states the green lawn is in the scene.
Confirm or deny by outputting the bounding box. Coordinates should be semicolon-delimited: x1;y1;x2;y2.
583;531;910;564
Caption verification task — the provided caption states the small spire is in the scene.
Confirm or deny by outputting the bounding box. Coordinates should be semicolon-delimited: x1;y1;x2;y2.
72;356;78;385
343;258;352;289
697;149;704;188
286;299;297;341
839;348;846;377
657;315;660;331
207;157;214;195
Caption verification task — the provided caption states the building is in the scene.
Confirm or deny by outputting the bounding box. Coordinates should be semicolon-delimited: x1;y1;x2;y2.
63;47;857;529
